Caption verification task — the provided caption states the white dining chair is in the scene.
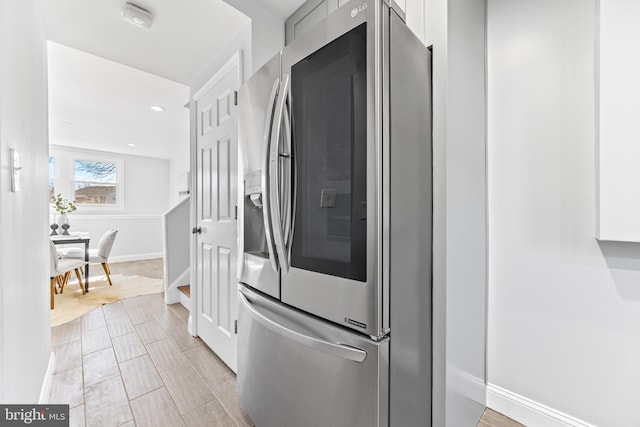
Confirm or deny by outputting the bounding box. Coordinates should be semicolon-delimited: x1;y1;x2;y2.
50;240;85;309
64;229;118;286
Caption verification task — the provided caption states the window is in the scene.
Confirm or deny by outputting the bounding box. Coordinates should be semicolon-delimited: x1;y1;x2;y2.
74;159;118;205
48;147;124;211
48;157;55;199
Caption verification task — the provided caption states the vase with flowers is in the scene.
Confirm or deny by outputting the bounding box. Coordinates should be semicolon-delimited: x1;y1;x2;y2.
52;193;77;235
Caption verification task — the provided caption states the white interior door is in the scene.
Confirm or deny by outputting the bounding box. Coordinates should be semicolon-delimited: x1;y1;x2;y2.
194;53;240;372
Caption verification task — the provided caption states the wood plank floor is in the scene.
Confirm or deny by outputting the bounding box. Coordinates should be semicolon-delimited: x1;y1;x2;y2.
49;259;522;427
479;409;524;427
49;275;253;426
100;258;165;280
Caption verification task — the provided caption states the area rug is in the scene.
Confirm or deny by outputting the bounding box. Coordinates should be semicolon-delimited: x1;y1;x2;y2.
50;274;163;327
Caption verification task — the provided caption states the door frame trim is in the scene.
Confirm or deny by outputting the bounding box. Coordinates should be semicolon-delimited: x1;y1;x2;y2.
193;51;243;100
190;50;243;338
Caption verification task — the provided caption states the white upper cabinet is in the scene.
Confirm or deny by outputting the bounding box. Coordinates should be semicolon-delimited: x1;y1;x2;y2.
285;0;415;45
286;0;343;44
597;0;640;242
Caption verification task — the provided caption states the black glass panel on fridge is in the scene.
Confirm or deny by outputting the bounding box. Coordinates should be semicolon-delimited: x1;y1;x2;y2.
290;23;367;282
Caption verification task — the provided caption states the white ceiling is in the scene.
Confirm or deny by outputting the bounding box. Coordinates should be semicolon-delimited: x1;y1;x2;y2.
41;0;250;85
41;0;251;159
47;41;190;159
41;0;303;159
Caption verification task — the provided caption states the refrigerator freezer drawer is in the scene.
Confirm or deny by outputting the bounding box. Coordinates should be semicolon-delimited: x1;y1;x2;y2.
237;285;389;427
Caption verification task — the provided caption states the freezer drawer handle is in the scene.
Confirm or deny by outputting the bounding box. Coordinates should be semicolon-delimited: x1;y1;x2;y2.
239;292;367;363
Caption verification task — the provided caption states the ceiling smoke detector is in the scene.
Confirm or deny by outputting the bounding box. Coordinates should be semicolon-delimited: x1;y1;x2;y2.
123;3;153;29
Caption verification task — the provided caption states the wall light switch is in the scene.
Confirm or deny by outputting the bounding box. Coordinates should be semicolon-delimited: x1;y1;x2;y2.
10;148;22;192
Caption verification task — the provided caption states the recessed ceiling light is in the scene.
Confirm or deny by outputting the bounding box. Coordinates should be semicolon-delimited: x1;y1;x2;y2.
150;105;165;112
127;143;137;147
123;3;153;29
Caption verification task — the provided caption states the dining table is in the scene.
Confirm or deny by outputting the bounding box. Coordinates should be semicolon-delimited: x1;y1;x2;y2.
51;232;91;292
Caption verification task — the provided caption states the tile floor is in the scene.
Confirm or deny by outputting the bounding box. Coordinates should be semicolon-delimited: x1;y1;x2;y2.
49;293;253;427
49;259;523;427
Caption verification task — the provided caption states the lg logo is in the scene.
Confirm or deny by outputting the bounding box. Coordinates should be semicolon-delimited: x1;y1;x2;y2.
351;2;367;18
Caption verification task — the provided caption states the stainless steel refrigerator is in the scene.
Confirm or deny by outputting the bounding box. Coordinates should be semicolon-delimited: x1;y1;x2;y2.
237;1;432;426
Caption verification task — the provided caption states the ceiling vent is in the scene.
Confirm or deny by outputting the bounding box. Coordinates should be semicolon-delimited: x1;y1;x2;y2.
123;3;153;29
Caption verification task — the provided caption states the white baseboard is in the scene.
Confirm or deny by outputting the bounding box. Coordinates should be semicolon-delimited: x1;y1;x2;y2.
165;290;179;305
39;352;56;404
487;384;596;427
448;366;486;405
188;314;195;336
179;290;190;310
164;268;190;305
109;252;163;264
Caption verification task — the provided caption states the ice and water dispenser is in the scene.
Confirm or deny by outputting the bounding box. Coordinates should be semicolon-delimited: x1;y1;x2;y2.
240;170;280;298
243;170;267;258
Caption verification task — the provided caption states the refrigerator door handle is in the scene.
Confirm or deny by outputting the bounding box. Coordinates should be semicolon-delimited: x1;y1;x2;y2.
281;88;294;262
239;291;367;363
269;74;291;274
288;97;297;264
261;78;280;273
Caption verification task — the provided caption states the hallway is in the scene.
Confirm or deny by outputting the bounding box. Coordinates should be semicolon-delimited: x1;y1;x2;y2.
48;292;253;426
47;259;519;427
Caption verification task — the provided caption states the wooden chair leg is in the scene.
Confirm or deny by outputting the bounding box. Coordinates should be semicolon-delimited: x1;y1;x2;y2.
102;263;113;286
75;269;85;295
50;278;55;309
59;271;71;293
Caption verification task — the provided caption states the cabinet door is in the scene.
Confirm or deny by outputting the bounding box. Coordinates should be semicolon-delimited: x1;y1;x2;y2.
286;0;348;44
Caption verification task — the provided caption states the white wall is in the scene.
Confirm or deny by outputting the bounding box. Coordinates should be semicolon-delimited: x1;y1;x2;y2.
405;0;426;42
0;0;52;402
222;0;284;74
444;1;488;425
421;0;488;425
487;1;640;426
50;145;170;261
191;23;252;94
168;137;190;207
423;2;448;424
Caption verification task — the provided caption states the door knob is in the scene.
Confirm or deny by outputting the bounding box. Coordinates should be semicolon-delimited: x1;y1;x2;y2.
192;226;202;234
